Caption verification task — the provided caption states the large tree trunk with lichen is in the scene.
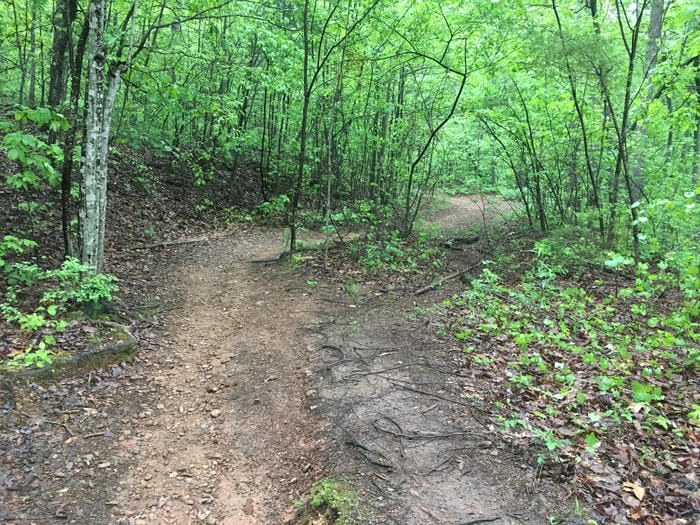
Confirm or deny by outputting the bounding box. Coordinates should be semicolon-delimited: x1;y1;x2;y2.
79;0;123;274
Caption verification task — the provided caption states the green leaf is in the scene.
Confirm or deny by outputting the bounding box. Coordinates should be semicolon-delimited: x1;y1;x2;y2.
584;433;599;452
653;415;669;430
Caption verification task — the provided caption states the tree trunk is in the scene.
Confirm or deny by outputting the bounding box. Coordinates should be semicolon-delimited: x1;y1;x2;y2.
80;0;109;273
61;14;88;258
289;0;311;252
28;5;37;107
692;59;700;183
79;0;127;273
630;0;665;203
48;0;75;111
10;0;27;104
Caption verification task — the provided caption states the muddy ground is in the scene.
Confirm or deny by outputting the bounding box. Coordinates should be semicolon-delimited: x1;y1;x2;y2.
1;195;578;524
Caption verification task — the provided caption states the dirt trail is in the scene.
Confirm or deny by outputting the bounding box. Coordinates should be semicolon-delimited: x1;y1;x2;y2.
318;295;570;524
111;229;339;524
3;196;571;525
425;194;517;235
110;197;564;524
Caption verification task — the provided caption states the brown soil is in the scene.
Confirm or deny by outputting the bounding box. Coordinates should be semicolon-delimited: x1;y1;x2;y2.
2;196;577;525
423;193;518;235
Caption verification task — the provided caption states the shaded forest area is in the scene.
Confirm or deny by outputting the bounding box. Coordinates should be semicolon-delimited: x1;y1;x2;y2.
1;0;699;523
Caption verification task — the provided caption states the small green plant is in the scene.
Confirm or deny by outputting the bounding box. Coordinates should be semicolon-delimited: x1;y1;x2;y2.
11;336;56;369
630;380;664;404
196;198;214;212
439;231;699;487
181;150;214;187
353;229;444;274
0;236;38;274
295;478;357;524
255;194;290;222
688;405;700;426
222;207;253;224
345;281;361;296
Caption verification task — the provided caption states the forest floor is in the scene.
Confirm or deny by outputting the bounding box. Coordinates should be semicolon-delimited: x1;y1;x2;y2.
0;179;581;524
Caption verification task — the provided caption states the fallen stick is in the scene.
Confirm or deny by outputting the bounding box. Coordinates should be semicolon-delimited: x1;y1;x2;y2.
135;232;236;250
414;262;481;295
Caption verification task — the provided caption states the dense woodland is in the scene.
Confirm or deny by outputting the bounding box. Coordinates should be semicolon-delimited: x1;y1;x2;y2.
1;0;697;264
1;0;699;522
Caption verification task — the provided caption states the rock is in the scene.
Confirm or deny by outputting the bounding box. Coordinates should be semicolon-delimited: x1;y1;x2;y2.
210;409;222;418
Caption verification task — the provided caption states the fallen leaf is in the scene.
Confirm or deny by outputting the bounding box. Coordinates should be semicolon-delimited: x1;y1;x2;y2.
628;505;646;520
623;481;646;501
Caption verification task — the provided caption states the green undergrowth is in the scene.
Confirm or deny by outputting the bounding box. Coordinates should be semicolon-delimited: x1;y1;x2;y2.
348;228;444;274
1;239;119;370
303;200;447;291
438;234;699;520
292;478;360;525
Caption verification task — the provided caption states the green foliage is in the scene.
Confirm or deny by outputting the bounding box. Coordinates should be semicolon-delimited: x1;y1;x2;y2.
0;235;37;274
442;241;699;464
636;189;700;318
295;478;357;524
14;338;55;369
1;257;119;369
309;479;352;511
528;240;567;288
182;150;215;188
0;0;697;251
39;258;119;307
0;106;68;189
349;229;443;274
221;207;254;225
254;195;290;223
196;198;214;212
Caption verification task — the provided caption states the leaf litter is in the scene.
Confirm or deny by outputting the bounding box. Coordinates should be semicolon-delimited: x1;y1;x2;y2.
434;256;699;524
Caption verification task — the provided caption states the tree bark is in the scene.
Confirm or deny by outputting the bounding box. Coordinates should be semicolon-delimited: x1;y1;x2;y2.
79;0;109;273
79;0;129;273
60;14;88;258
694;61;700;184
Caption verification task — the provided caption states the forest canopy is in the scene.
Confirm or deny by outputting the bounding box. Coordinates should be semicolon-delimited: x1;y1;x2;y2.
0;0;698;279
